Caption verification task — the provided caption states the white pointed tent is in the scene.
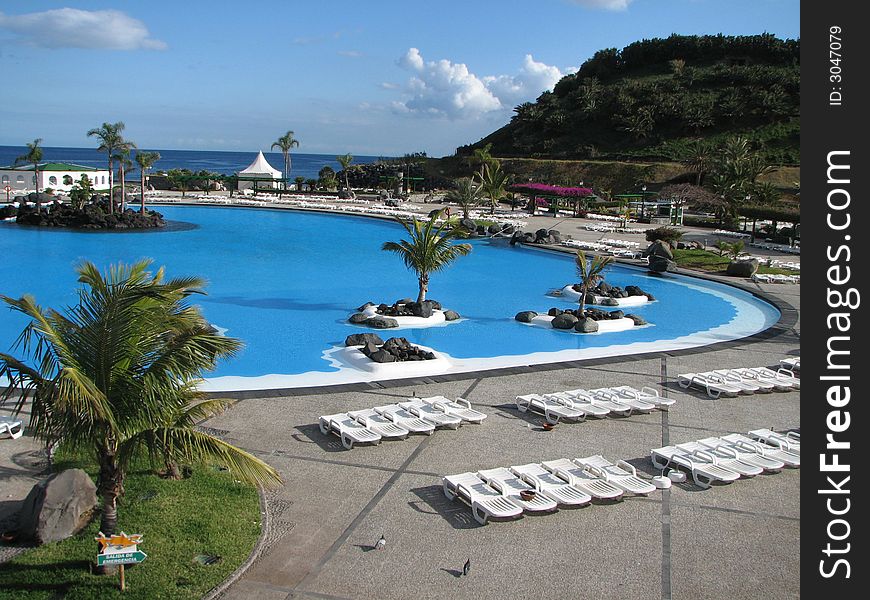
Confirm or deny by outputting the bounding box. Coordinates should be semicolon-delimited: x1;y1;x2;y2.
236;151;283;191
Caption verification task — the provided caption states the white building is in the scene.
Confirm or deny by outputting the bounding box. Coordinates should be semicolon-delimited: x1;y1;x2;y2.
236;151;282;191
0;162;110;194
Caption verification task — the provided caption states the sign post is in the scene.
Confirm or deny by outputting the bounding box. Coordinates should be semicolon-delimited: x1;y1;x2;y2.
95;532;147;591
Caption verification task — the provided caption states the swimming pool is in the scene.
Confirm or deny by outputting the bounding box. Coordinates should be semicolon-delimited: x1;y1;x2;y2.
0;206;780;390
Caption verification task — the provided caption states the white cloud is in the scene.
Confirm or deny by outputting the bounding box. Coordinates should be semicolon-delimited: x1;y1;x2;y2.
566;0;635;10
393;48;568;119
379;82;400;90
337;50;362;58
0;8;166;50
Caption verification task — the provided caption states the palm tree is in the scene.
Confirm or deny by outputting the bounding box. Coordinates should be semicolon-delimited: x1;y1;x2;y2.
443;178;482;219
382;210;472;303
87;122;127;215
681;139;713;186
471;143;495;180
0;260;282;536
135;151;161;213
479;163;510;215
336;154;354;194
294;176;305;191
113;143;136;212
575;251;614;317
271;131;300;190
16;138;44;201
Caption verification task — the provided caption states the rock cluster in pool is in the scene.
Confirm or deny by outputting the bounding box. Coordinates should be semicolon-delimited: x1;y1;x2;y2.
570;282;655;306
344;333;437;363
348;298;460;329
515;307;646;333
510;228;563;246
6;195;165;230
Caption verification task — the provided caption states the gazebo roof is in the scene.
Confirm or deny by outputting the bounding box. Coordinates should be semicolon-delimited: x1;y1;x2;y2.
507;183;594;197
237;151;281;178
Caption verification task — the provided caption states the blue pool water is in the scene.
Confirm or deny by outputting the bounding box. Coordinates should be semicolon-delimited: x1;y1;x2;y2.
0;206;780;385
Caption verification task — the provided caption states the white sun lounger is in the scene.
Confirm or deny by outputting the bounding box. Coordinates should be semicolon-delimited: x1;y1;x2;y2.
373;404;435;435
398;399;462;429
570;388;633;416
547;391;610;417
318;413;382;450
609;385;676;410
697;436;785;471
590;388;654;413
0;416;23;440
574;455;656;495
748;429;800;454
509;463;592;506
477;468;559;513
677;373;742;399
719;433;800;467
515;394;586;424
541;458;624;500
650;446;741;488
780;357;800;371
346;408;410;440
728;368;794;391
442;472;524;525
418;396;487;423
747;367;800;389
706;370;768;393
675;441;763;477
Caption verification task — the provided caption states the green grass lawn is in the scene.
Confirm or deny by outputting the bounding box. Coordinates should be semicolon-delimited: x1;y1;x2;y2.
673;249;795;276
0;452;261;600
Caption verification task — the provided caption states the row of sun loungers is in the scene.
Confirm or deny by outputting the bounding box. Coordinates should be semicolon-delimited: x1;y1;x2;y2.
751;273;800;284
651;429;800;488
319;396;486;449
780;357;800;370
516;386;674;423
444;455;655;524
677;366;800;399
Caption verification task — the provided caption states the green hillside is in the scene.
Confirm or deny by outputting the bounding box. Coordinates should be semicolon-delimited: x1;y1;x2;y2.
459;34;799;165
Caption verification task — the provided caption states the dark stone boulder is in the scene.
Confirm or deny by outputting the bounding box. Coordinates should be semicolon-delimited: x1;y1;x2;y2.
598;282;611;294
460;218;477;232
625;285;644;297
514;310;538;323
383;337;412;352
547;307;563;317
18;469;97;544
574;318;600;333
644;292;656;302
601;297;619;307
395;298;414;305
345;333;384;347
443;310;461;321
369;349;396;363
361;341;380;356
625;314;647;326
365;316;399;329
487;224;502;234
648;255;676;273
356;301;375;311
551;313;579;329
609;310;625;319
619;290;629;298
348;312;369;324
535;228;549;240
413;300;435;318
502;225;515;235
428;300;442;310
726;259;759;277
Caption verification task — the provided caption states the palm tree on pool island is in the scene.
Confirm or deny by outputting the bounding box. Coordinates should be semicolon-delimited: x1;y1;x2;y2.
135;150;161;213
336;153;355;195
15;138;44;205
382;210;472;303
272;131;300;190
87;121;127;215
575;251;614;317
0;260;282;537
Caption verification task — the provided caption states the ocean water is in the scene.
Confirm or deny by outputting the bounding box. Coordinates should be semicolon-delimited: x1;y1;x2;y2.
0;145;383;180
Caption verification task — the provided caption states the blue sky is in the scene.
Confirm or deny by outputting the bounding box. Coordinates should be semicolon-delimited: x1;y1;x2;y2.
0;1;799;157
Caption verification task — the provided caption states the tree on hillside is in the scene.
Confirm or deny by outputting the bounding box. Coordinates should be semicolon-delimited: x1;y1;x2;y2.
135;151;161;213
272;131;300;189
681;140;714;186
15;138;44;199
443;178;482;219
87;122;127;215
382;210;472;303
0;260;282;538
575;252;614;317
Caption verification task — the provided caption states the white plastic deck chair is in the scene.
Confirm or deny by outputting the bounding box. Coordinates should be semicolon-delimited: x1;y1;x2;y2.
747;367;800;389
748;428;800;454
397;398;462;429
477;467;558;513
509;463;592;507
696;436;785;472
675;441;763;477
719;433;800;467
548;390;610;417
373;404;435;435
515;394;586;424
318;413;382;450
574;455;656;495
541;458;624;500
706;370;768;393
574;388;633;416
650;445;740;488
728;368;793;392
442;472;524;525
419;396;487;423
347;408;411;440
677;373;741;399
0;415;23;440
780;357;800;371
609;385;676;410
591;387;653;413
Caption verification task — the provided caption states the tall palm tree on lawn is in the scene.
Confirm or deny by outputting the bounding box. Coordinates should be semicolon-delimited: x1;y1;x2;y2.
479;163;510;215
87;122;127;215
575;251;614;317
272;131;300;190
135;151;161;213
336;153;354;194
471;143;496;180
0;260;282;537
16;138;44;209
382;210;472;303
443;178;482;219
114;143;136;212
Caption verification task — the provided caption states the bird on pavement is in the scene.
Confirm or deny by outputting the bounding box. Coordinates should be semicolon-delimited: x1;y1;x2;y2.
462;558;471;576
375;534;386;550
